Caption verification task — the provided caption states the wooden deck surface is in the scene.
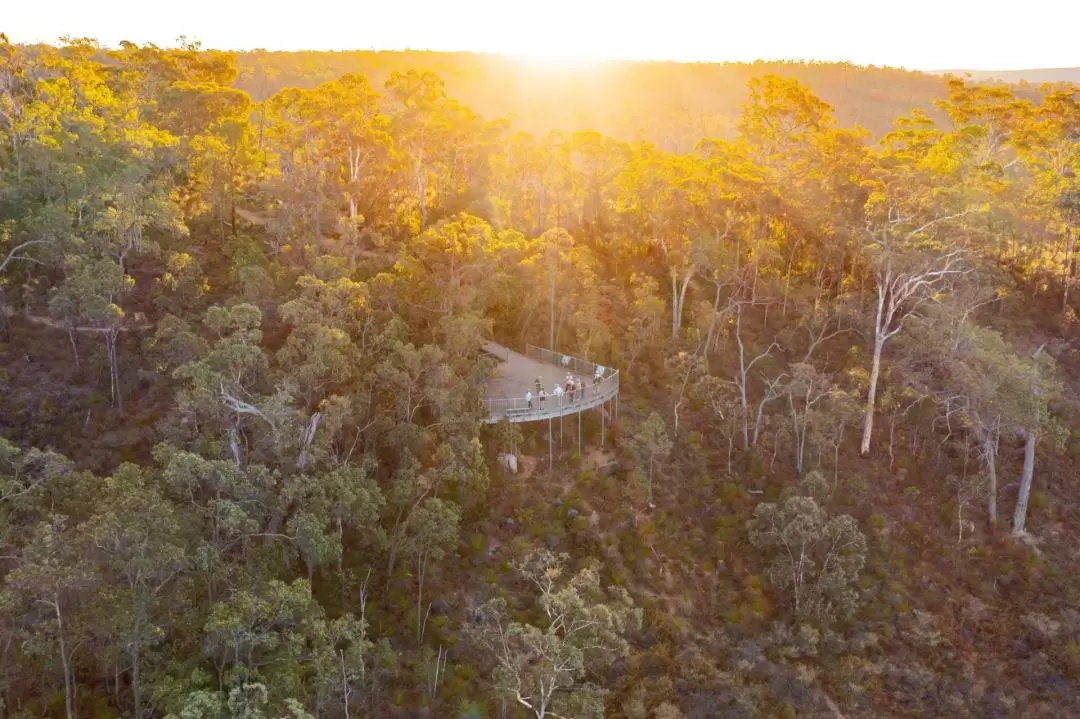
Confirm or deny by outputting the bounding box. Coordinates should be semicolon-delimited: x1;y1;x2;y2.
482;342;582;398
481;341;617;423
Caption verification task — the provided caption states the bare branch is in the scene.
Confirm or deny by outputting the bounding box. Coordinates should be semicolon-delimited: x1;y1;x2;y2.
220;384;270;423
0;239;49;275
904;209;974;240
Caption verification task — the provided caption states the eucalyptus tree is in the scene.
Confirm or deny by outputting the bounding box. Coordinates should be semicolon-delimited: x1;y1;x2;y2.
48;258;134;406
471;550;640;719
615;143;709;338
857;120;977;455
747;495;867;620
84;464;187;719
5;516;97;719
384;70;456;232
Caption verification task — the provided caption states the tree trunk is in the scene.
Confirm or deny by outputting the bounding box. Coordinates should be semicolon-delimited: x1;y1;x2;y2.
790;396;807;476
107;330;121;411
670;273;678;339
0;286;9;343
752;399;768;447
227;425;242;466
833;425;844;484
860;336;884;455
68;328;80;370
738;378;750;451
131;641;142;719
416;551;427;644
54;597;75;719
1062;226;1074;312
11;132;22;183
726;432;734;475
673;269;692;339
781;241;800;318
979;427;998;526
704;281;723;355
1012;429;1037;536
341;648;353;719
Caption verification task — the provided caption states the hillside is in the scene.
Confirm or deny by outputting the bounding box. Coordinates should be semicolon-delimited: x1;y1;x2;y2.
3;38;1080;719
936;67;1080;84
234;52;956;144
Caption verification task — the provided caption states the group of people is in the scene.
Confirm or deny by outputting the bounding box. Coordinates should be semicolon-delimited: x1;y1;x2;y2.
524;365;607;411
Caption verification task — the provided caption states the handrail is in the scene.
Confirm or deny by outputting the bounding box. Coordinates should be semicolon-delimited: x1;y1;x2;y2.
482;344;618;423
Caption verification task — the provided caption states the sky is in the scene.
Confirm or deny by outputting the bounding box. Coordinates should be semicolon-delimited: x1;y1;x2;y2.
4;0;1079;71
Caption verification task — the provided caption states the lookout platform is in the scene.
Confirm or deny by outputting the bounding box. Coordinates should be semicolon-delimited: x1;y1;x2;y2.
481;342;619;424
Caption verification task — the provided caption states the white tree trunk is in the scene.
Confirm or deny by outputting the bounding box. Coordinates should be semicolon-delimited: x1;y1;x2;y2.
670;274;678;339
704;282;723;355
861;336;884;455
1012;430;1037;536
55;597;75;719
674;269;692;339
107;329;121;411
980;428;998;526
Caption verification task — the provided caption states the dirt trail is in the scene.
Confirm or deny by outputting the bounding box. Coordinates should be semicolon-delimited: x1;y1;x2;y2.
2;305;152;334
234;207;268;226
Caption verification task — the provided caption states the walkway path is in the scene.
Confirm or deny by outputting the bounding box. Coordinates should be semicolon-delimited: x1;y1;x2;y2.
481;341;618;424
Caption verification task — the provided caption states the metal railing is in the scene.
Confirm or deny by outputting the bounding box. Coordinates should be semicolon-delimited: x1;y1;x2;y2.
482;345;619;423
525;345;613;378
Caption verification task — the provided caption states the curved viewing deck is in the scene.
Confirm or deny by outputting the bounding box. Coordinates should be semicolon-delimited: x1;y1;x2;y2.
481;342;619;424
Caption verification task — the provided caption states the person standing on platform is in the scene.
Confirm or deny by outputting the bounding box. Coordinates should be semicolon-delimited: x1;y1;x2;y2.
577;376;586;400
539;388;546;409
567;378;575;403
526;389;533;410
535;376;542;395
554;384;564;405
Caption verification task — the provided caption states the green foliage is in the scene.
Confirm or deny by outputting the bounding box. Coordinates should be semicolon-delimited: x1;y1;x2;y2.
625;412;672;506
470;550;641;718
3;35;1080;719
747;495;868;621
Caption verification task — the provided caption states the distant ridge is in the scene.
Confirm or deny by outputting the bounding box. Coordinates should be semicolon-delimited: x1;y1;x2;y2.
234;52;952;143
231;51;1076;146
931;68;1080;84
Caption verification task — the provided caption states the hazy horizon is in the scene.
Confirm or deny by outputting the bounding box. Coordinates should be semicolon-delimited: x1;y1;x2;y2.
5;0;1080;71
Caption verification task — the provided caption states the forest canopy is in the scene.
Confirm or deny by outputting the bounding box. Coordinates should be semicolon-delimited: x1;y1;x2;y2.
230;50;964;146
2;35;1080;719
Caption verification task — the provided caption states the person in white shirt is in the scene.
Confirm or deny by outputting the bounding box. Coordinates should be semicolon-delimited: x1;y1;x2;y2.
525;390;533;410
554;384;564;404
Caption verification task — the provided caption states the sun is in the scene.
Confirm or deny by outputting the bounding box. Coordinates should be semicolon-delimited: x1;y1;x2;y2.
505;36;608;71
517;50;597;69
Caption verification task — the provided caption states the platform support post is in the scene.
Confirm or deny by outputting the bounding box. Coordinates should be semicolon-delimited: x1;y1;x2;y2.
578;411;582;455
548;417;553;474
560;415;563;445
600;401;605;447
